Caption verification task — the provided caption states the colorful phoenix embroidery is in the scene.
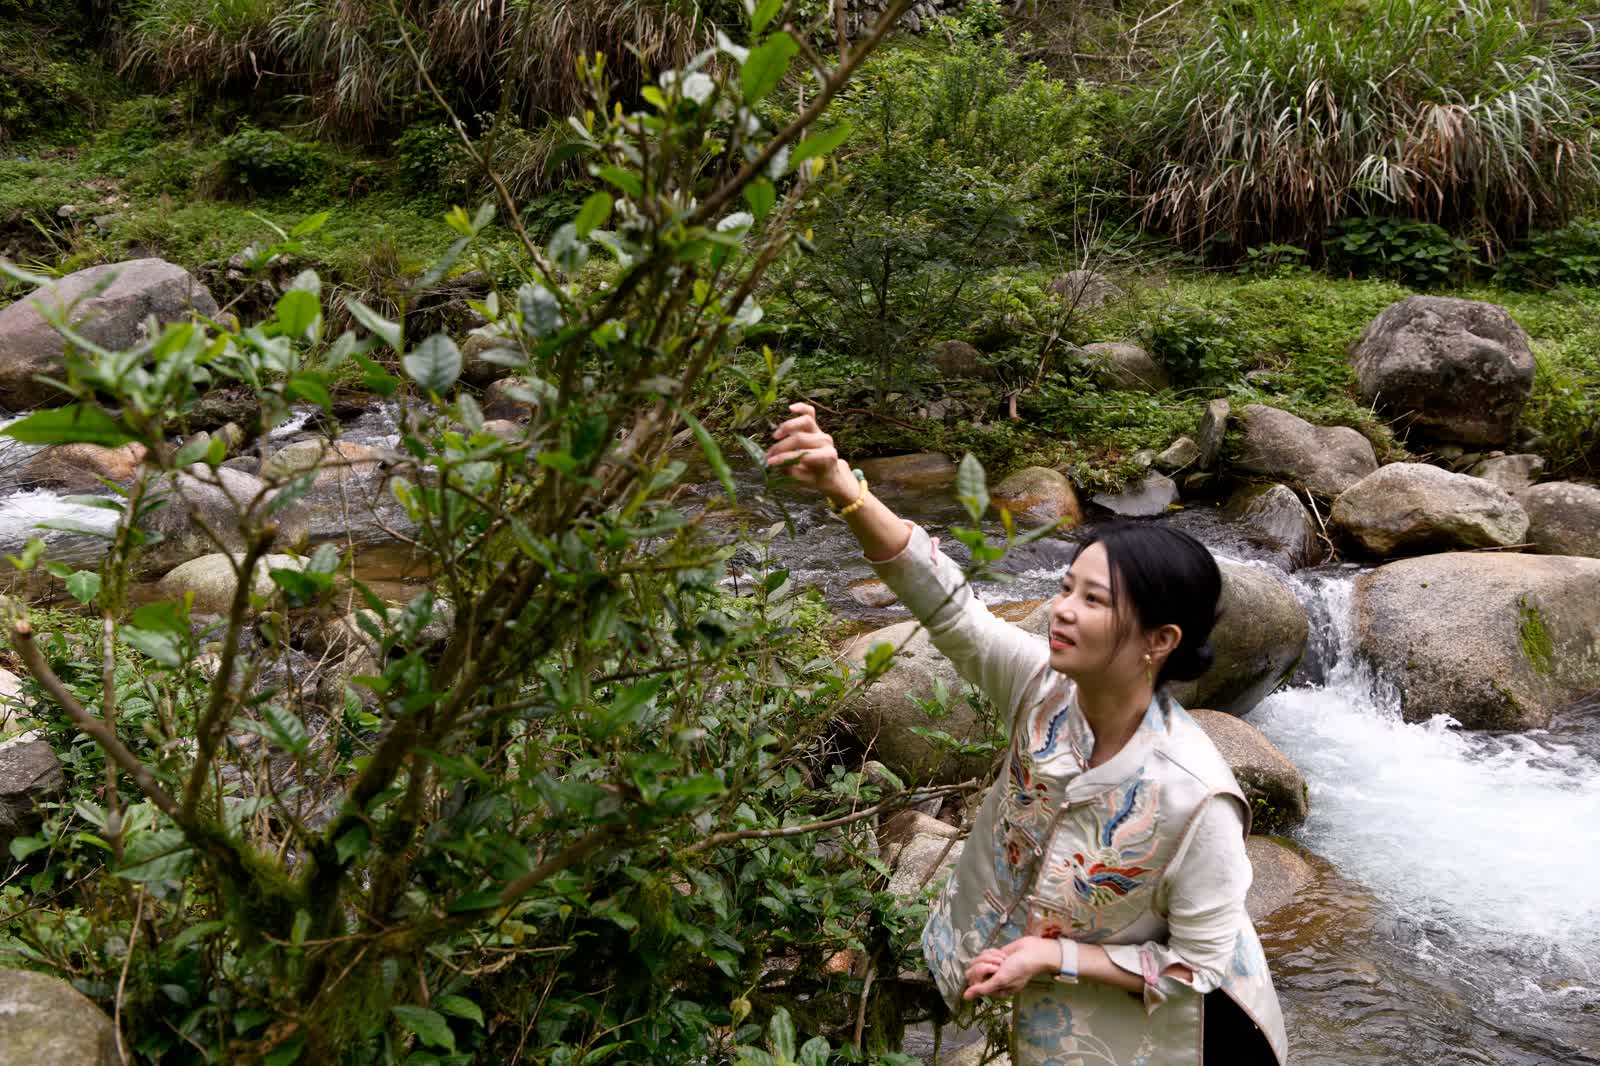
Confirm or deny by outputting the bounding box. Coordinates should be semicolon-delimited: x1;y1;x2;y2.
1059;777;1163;925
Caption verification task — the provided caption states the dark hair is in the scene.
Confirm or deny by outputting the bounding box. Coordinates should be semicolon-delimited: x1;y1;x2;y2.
1067;521;1223;685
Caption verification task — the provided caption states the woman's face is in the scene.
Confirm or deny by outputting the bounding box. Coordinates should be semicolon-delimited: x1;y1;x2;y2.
1047;542;1140;683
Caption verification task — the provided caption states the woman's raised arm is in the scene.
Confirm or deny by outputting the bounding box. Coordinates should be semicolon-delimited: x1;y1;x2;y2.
765;403;1049;713
763;402;911;562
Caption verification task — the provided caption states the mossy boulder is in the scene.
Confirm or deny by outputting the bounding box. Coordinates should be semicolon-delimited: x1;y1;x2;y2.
1355;553;1600;729
856;452;958;493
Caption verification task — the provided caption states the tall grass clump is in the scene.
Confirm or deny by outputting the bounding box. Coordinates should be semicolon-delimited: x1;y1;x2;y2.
1132;0;1600;254
124;0;727;134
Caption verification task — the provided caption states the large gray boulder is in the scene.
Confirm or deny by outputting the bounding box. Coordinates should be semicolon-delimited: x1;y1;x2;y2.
993;466;1082;528
1349;296;1535;446
931;339;984;379
1520;481;1600;558
1331;463;1529;555
0;968;120;1065
843;620;999;783
1235;404;1378;497
1356;553;1600;729
1222;483;1320;569
1081;341;1168;392
1021;560;1308;716
1168;561;1308;714
0;259;218;408
0;735;65;855
1189;709;1307;833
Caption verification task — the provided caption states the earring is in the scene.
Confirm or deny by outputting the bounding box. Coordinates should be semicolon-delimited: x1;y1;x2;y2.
1142;652;1155;688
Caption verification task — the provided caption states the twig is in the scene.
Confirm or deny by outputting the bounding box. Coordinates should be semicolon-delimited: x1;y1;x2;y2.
805;398;923;433
113;885;146;1066
684;780;978;855
853;953;877;1050
11;621;184;823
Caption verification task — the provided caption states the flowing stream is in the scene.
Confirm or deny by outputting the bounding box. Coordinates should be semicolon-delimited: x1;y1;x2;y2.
1249;570;1600;1065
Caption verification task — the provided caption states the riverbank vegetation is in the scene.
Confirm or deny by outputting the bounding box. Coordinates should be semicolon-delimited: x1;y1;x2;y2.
0;0;1596;1062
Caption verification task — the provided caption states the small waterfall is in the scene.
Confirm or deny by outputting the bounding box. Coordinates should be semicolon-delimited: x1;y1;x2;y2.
1249;568;1600;1063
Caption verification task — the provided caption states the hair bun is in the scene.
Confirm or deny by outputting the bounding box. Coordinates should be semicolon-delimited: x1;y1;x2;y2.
1162;643;1215;684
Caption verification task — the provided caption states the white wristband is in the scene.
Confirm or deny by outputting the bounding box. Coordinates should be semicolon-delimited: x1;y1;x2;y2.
1055;938;1080;984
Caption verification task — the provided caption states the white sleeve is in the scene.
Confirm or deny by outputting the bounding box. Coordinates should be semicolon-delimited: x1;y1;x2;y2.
1101;795;1252;1012
867;520;1051;720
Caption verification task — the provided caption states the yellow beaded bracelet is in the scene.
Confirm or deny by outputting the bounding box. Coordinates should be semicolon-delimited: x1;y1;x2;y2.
832;472;870;518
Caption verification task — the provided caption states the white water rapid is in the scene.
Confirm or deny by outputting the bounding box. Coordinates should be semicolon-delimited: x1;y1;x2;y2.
1248;567;1600;1065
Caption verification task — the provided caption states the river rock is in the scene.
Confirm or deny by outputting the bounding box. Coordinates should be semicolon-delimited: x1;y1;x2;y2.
23;442;148;492
931;339;984;378
1046;270;1124;309
1235;404;1378;496
1195;398;1229;469
0;259;219;408
886;823;964;904
1222;483;1319;569
1467;453;1544;493
155;552;308;614
993;467;1082;528
261;439;385;487
305;601;456;659
1356;552;1600;729
1169;561;1308;715
1081;341;1168;392
141;467;310;572
1189;710;1307;833
847;578;898;608
843;620;996;783
1330;463;1528;555
1244;837;1316;923
0;968;120;1065
0;669;27;734
1520;481;1600;558
0;735;65;854
1090;472;1179;517
1154;437;1200;472
1350;296;1535;446
482;376;537;421
460;326;520;385
857;452;958;493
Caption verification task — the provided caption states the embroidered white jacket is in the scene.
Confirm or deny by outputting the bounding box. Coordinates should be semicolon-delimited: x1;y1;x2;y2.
869;522;1289;1066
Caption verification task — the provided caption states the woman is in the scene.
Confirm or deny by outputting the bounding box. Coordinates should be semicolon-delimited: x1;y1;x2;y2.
765;403;1288;1065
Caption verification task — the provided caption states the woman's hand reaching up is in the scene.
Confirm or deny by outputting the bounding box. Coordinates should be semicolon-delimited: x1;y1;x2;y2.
762;402;858;506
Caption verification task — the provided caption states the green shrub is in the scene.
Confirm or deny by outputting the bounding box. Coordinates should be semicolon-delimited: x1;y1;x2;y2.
0;13;971;1063
1496;219;1600;288
1325;216;1482;286
215;125;325;192
1132;0;1600;253
1141;300;1247;386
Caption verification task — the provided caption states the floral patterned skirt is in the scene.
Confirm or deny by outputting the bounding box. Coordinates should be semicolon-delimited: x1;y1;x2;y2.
1010;978;1203;1066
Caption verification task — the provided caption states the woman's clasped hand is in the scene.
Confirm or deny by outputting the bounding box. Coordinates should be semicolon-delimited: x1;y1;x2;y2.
963;936;1063;1000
